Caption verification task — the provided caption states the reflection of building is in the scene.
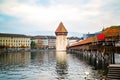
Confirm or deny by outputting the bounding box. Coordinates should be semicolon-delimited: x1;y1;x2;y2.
55;22;68;51
0;33;31;48
0;52;31;67
56;51;68;78
31;51;45;64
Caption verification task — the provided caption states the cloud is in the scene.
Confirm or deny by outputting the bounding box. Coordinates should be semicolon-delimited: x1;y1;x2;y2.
0;0;120;34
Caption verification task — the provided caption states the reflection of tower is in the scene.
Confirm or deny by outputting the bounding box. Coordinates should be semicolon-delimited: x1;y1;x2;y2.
55;22;68;51
56;51;68;78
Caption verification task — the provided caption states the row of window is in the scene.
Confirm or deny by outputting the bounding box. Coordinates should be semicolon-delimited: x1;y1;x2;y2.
0;40;30;42
0;43;30;46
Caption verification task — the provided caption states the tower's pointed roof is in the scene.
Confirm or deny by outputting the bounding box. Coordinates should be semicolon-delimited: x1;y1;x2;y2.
55;22;68;33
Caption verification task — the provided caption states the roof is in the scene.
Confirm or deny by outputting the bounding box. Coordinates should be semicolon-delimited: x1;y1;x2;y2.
102;26;120;37
0;33;30;38
70;37;96;47
69;26;120;47
31;36;56;40
55;22;68;33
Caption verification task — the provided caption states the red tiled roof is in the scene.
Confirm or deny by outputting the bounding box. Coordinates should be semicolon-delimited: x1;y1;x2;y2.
70;37;96;47
55;22;68;33
102;26;120;37
69;26;120;47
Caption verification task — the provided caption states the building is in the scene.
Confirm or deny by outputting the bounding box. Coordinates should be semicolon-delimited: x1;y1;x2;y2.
31;36;48;49
48;36;56;49
0;33;31;49
83;32;101;40
55;22;68;51
102;26;120;46
31;36;56;49
67;37;81;46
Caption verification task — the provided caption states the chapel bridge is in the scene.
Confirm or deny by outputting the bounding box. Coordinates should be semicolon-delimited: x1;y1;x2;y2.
68;26;120;79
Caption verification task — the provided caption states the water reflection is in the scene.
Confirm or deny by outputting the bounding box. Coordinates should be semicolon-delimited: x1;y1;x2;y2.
0;50;104;80
31;51;45;66
0;52;31;80
56;51;68;79
0;52;31;68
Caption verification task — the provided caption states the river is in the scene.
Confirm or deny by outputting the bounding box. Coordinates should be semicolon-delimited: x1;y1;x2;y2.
0;50;105;80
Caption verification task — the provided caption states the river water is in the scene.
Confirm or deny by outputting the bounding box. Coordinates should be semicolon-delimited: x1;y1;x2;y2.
0;50;104;80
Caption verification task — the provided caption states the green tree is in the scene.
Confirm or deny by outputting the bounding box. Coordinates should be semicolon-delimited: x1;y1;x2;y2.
31;41;35;49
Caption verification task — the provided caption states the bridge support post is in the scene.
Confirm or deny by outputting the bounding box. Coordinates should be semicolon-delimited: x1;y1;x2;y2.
111;53;115;64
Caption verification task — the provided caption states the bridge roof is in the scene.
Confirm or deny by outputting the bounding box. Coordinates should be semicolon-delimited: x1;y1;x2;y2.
55;22;68;33
70;37;96;47
69;26;120;47
102;26;120;37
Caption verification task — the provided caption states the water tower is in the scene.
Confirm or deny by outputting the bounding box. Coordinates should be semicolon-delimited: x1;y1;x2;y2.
55;22;68;51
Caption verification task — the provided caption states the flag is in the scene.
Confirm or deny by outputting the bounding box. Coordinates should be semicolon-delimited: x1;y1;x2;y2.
97;33;105;40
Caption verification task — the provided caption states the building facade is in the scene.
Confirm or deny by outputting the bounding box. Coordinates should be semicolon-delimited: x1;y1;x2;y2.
31;36;56;49
67;37;81;46
31;36;48;49
0;33;31;48
48;36;56;49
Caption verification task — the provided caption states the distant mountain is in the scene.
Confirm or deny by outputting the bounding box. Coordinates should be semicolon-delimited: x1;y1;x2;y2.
28;31;83;38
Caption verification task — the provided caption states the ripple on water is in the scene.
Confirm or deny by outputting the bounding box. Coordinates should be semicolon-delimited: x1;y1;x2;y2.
0;50;105;80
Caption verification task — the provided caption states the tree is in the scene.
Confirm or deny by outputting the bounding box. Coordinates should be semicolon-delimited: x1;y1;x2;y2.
31;41;35;49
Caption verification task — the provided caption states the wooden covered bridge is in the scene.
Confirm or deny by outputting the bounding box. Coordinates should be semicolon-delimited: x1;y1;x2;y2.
68;26;120;79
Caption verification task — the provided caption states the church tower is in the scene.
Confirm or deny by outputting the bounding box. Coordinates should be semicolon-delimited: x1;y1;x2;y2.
55;22;68;51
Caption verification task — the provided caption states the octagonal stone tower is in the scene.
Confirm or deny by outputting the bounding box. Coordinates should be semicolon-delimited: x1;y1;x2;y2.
55;22;68;51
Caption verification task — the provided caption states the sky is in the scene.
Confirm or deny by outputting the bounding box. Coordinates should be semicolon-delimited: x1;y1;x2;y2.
0;0;120;36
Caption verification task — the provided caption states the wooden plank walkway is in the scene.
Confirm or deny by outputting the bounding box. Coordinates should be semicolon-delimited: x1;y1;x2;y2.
107;64;120;80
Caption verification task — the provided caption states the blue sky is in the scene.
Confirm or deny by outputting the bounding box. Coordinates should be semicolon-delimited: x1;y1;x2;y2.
0;0;120;35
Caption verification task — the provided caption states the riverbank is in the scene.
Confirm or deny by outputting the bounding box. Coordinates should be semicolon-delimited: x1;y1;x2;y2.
0;48;30;54
0;48;56;54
